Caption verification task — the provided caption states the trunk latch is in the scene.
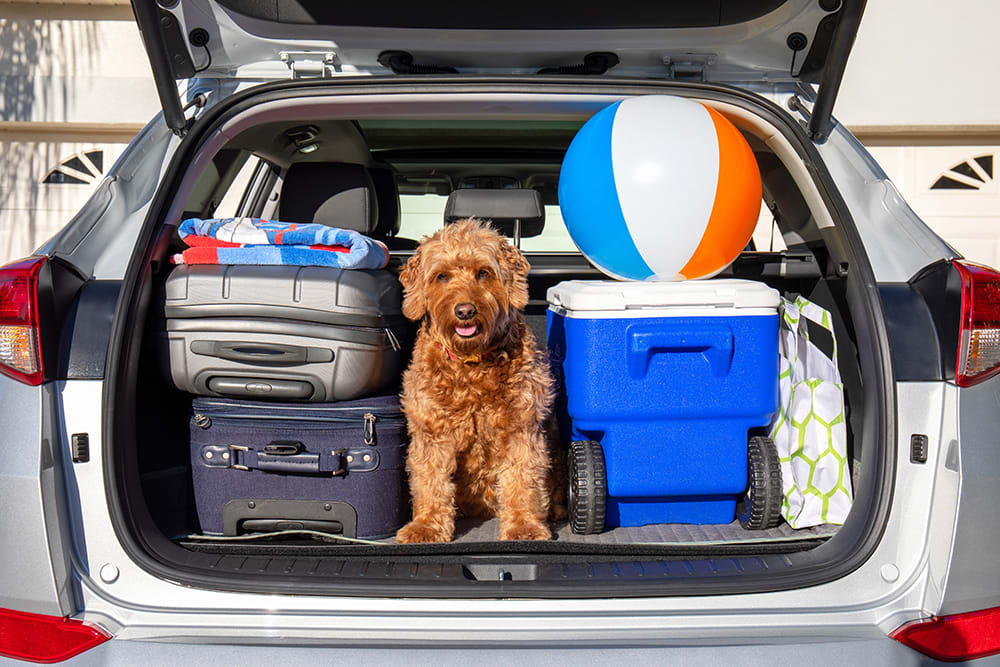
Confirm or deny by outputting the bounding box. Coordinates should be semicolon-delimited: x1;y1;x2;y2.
662;54;715;81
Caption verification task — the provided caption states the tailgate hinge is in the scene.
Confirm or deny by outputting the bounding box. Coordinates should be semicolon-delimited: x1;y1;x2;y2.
280;51;341;79
662;54;715;82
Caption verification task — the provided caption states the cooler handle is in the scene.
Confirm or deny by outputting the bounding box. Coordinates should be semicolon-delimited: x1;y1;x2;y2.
627;324;734;378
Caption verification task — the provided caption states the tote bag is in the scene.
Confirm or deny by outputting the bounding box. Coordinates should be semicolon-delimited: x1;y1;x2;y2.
770;296;854;528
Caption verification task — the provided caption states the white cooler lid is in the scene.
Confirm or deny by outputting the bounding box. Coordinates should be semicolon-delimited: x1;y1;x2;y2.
547;279;780;316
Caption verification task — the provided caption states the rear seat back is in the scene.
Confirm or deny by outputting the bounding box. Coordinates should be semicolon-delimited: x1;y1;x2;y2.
279;162;378;234
369;163;418;250
443;187;548;346
368;163;401;237
444;188;545;246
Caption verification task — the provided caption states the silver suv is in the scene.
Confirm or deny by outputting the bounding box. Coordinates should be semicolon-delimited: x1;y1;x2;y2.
2;0;999;663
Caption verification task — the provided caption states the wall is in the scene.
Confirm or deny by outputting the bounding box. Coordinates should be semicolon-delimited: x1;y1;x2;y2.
837;0;1000;129
0;4;156;262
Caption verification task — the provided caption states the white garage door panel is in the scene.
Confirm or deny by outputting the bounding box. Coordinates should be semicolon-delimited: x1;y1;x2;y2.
0;140;127;263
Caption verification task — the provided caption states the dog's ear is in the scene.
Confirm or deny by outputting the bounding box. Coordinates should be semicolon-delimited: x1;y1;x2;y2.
499;239;530;311
399;249;427;321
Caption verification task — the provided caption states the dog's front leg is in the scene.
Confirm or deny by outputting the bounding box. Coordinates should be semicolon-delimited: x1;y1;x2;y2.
497;428;552;541
396;432;459;543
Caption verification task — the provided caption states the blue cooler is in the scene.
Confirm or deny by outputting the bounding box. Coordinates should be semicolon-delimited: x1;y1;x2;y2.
547;279;780;528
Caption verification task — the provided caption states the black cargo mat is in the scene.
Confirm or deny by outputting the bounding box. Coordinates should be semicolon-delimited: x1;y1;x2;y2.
178;518;838;560
449;517;837;544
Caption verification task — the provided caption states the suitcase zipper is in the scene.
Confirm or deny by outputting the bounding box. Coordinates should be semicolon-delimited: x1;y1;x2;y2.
193;413;403;427
192;408;405;439
310;321;401;350
385;327;401;351
194;398;402;417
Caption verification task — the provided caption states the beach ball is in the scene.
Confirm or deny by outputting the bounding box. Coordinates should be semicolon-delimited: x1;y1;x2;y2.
558;95;761;281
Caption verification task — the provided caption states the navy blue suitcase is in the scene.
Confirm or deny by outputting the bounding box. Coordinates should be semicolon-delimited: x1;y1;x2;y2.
189;395;408;539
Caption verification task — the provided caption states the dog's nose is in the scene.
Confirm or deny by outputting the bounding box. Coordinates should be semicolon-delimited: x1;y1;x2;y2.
454;303;477;320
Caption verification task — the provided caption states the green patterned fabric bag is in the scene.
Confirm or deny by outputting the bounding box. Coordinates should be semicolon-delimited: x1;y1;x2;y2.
769;297;853;528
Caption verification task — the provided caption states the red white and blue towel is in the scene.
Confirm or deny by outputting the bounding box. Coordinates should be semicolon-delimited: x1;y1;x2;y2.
171;218;389;270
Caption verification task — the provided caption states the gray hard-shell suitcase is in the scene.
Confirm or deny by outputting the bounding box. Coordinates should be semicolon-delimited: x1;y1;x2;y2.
160;264;404;401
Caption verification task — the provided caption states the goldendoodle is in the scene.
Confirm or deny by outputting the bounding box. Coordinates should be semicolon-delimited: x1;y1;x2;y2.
395;218;561;543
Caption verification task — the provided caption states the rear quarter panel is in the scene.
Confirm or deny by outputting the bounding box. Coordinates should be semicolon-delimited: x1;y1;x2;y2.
944;377;1000;614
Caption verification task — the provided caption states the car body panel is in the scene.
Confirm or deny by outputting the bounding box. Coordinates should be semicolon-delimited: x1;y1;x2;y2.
174;0;840;80
0;636;958;666
144;0;850;82
132;0;863;140
0;378;75;617
53;379;944;645
942;377;1000;615
812;122;958;283
41;115;181;280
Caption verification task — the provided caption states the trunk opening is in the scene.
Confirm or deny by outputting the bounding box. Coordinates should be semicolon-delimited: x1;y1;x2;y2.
103;78;894;598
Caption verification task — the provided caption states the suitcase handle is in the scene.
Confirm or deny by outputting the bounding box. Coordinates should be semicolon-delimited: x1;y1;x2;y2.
264;441;304;455
191;340;333;366
255;452;333;474
627;324;734;378
223;499;359;538
221;444;347;475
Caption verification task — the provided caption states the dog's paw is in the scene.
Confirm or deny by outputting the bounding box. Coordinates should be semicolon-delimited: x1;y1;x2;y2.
395;520;453;544
498;520;551;541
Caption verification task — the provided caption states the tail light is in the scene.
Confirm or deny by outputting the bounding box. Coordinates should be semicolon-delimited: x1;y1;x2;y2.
891;606;1000;662
954;260;1000;387
0;257;47;386
0;607;111;663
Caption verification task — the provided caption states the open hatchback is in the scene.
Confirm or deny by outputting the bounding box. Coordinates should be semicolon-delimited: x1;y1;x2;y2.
95;0;896;597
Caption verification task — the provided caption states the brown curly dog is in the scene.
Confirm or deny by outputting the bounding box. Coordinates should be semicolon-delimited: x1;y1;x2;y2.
395;218;562;543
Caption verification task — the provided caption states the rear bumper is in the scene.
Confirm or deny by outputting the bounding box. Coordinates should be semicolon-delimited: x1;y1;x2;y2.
0;636;963;666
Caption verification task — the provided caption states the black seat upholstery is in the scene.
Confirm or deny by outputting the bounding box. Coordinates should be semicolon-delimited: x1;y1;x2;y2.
444;189;545;241
368;164;401;237
279;162;378;234
368;163;418;250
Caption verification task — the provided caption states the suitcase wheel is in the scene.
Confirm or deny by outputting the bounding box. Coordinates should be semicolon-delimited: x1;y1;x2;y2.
568;440;607;535
737;436;783;530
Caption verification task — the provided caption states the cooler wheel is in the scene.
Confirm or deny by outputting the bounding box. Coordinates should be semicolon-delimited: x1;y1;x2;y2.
737;436;783;530
568;440;607;535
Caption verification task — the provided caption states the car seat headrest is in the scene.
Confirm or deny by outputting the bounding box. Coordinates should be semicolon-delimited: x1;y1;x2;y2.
444;189;545;241
280;162;378;234
368;164;401;238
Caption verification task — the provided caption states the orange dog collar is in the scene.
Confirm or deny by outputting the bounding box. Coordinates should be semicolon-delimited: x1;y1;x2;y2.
438;343;493;365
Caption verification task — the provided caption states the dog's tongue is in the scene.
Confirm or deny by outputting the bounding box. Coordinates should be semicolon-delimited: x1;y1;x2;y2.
455;324;478;337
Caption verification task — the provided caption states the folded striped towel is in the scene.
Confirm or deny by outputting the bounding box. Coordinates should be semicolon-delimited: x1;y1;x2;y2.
171;217;389;270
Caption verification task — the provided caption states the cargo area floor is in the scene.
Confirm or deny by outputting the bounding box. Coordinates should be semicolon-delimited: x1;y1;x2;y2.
178;518;837;554
436;518;836;545
177;519;837;565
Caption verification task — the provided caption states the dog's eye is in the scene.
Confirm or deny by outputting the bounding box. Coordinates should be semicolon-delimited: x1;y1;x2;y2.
477;269;490;281
436;273;449;282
